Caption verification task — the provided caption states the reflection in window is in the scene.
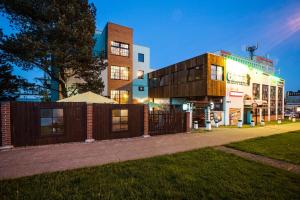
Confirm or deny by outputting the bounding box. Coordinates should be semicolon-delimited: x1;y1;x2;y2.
211;65;223;80
40;109;64;135
112;109;128;132
252;83;260;100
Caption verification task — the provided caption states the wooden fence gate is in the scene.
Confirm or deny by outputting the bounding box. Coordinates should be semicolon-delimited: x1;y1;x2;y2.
11;102;86;147
148;111;186;136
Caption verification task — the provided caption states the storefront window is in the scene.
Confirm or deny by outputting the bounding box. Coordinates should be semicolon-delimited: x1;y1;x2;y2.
278;87;283;115
252;83;260;100
270;86;276;115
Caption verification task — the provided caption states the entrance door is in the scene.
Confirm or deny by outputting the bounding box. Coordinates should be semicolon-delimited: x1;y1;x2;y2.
229;108;241;125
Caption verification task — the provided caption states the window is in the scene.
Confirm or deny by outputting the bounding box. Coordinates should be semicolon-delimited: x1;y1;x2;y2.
262;85;269;101
159;74;170;86
112;109;128;132
138;53;144;62
270;86;276;115
111;41;129;56
252;83;260;100
111;66;129;80
40;108;64;135
110;90;129;104
138;86;144;91
137;70;144;79
278;87;283;115
211;65;223;80
187;65;203;81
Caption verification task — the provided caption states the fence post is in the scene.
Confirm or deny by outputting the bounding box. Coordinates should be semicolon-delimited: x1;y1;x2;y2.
186;112;191;133
85;103;95;143
143;104;150;137
1;102;13;150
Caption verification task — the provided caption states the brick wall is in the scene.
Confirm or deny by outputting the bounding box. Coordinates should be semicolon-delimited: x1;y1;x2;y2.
1;102;12;147
143;104;149;137
186;112;191;132
86;103;94;142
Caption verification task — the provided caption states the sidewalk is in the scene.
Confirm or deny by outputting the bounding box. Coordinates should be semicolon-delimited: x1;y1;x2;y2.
214;146;300;174
1;123;300;180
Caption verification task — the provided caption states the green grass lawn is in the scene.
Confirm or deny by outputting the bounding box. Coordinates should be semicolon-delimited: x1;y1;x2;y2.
227;130;300;165
1;149;299;200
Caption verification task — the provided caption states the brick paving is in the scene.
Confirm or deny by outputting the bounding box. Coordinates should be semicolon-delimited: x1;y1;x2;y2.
214;146;300;174
0;123;300;180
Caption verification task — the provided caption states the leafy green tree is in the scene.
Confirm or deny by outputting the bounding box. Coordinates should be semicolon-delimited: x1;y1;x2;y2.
0;0;106;99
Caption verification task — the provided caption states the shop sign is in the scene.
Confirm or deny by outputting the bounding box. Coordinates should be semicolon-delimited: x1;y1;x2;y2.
227;72;250;86
230;91;243;97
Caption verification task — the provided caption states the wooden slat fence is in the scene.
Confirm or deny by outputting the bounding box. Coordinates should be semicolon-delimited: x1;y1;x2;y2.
149;110;186;136
93;104;144;140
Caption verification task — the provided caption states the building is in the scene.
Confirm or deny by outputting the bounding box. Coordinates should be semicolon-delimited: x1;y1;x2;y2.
285;90;300;117
219;51;284;125
148;51;285;126
52;22;152;104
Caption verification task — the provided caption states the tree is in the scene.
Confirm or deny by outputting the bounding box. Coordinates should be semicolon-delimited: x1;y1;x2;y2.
0;56;32;101
0;0;106;99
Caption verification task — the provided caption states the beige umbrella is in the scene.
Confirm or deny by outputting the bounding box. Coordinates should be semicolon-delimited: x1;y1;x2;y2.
57;91;117;104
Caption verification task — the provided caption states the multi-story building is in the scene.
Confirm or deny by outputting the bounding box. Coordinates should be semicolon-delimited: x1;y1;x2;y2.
148;51;285;126
52;22;152;103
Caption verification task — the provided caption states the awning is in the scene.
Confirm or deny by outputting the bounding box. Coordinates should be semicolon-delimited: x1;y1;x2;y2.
57;91;117;104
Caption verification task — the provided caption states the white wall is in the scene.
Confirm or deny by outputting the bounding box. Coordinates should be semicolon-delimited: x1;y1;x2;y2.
224;58;284;125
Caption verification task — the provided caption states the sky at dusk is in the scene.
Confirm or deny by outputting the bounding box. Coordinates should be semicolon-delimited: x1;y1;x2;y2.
1;0;300;91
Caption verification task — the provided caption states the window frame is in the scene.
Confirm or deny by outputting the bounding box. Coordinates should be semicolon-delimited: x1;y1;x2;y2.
110;66;129;80
40;108;64;136
112;109;129;132
110;90;129;104
138;53;144;62
137;70;144;79
110;41;129;57
211;65;223;81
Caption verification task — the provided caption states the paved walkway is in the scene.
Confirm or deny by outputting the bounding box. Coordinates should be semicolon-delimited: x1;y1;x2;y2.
214;146;300;174
1;123;300;180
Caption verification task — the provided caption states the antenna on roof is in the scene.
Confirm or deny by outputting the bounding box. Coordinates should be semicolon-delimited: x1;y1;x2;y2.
246;43;258;60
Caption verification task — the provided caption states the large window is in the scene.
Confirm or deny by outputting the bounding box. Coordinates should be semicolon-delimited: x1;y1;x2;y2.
40;108;64;135
111;90;129;104
252;83;260;100
138;53;144;62
270;86;276;115
278;87;283;115
211;65;223;81
111;41;129;56
111;66;129;80
262;85;269;101
112;109;128;132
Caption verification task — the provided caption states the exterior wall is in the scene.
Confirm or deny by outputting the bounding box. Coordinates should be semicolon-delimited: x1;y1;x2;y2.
106;23;133;103
224;57;285;125
148;53;226;98
132;44;151;103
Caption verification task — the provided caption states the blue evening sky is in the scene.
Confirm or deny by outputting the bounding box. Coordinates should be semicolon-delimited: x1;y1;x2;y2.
1;0;300;91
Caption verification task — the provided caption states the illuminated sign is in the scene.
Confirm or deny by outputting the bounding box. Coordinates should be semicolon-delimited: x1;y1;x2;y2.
230;91;244;97
227;72;250;86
